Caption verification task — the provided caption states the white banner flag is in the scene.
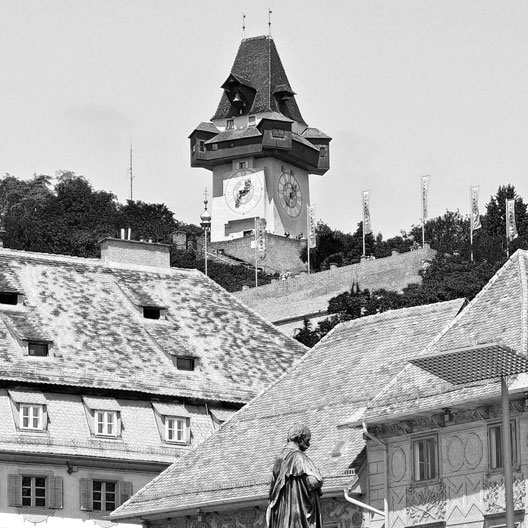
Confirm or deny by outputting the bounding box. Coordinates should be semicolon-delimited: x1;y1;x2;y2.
506;198;518;241
363;191;372;234
471;186;481;231
307;205;317;248
421;175;431;222
255;217;266;252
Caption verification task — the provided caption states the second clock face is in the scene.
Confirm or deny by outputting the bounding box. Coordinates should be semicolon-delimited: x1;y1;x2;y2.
278;172;303;218
225;168;263;214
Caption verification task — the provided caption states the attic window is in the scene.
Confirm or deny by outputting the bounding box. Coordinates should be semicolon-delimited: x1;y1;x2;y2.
143;307;161;320
199;140;205;152
248;115;256;127
28;342;48;357
226;119;234;130
176;357;195;371
320;146;328;158
0;292;18;305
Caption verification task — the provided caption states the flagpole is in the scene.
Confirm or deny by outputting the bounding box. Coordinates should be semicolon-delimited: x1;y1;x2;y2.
255;217;258;287
307;207;311;274
362;194;366;257
505;199;510;258
470;187;474;262
421;177;425;249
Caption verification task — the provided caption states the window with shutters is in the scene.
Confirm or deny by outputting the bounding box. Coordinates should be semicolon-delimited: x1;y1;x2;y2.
80;479;132;512
8;474;63;509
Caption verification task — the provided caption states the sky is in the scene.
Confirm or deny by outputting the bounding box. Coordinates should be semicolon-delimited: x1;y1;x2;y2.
1;0;528;238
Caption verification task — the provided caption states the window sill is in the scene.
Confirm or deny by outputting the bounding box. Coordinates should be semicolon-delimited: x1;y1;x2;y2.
408;478;442;489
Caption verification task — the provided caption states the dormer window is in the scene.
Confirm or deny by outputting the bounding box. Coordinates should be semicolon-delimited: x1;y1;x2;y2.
226;119;234;130
28;342;48;357
248;115;256;127
151;401;191;445
0;292;18;305
82;397;122;439
165;417;187;443
176;357;195;371
96;411;117;437
21;404;44;431
143;307;161;320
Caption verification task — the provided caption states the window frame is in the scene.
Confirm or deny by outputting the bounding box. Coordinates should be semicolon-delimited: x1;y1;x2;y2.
165;416;187;444
487;419;518;471
95;410;118;438
411;434;439;483
226;118;234;130
0;292;18;305
175;356;196;371
8;473;63;509
27;341;49;357
80;478;132;513
20;404;44;431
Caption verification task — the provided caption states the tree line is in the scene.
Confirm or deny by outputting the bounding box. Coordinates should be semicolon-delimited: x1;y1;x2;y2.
294;184;528;347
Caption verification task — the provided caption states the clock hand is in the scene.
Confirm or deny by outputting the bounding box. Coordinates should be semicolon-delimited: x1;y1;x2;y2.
235;179;252;208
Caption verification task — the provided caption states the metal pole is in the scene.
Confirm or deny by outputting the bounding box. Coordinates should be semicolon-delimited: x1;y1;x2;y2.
254;218;258;288
470;187;474;262
307;207;311;274
502;376;514;528
204;229;208;277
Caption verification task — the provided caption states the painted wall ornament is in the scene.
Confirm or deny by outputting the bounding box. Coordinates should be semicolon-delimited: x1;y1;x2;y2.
406;483;446;525
484;473;525;514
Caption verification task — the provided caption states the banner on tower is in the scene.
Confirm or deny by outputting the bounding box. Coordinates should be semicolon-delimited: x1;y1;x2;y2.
470;186;481;232
363;191;372;234
307;205;317;248
421;175;430;223
506;198;518;241
255;217;266;252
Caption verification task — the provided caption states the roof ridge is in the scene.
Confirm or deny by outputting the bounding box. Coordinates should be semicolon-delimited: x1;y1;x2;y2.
517;251;528;354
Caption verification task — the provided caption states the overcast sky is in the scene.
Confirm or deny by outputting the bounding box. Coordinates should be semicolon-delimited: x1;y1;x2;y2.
2;0;527;237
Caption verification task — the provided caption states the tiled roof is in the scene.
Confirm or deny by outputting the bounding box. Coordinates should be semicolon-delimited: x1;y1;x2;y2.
204;127;262;144
302;127;332;140
189;122;221;136
0;388;224;463
0;248;307;403
111;299;464;520
212;36;306;125
362;250;528;424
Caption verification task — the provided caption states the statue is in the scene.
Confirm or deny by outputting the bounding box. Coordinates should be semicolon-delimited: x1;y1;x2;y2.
267;424;324;528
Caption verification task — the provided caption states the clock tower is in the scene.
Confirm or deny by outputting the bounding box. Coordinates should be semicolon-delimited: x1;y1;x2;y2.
189;35;330;269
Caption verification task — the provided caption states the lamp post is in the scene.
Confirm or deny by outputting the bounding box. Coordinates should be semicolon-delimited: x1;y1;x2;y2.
200;190;212;277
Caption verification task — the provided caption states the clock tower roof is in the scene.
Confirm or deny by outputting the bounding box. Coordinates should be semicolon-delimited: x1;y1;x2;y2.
212;35;306;125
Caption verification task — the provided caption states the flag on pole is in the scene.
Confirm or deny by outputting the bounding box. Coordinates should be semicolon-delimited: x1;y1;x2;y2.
307;205;317;248
506;198;518;241
421;175;431;223
471;186;481;231
363;191;372;234
255;217;266;252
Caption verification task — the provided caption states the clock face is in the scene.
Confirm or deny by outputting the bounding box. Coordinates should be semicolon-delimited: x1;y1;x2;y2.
278;172;303;218
225;168;263;214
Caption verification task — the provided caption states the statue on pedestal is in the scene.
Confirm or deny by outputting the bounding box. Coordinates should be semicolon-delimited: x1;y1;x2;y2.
267;424;324;528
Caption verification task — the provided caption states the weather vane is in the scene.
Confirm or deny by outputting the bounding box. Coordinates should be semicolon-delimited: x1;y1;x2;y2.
268;9;272;35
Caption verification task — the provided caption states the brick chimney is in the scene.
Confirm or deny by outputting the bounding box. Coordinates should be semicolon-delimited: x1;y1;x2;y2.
100;237;170;268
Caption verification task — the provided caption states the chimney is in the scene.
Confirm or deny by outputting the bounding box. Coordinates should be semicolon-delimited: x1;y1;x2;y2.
100;236;170;268
0;226;5;248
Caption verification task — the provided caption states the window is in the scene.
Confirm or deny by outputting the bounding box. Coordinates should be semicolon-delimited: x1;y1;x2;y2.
95;411;117;437
28;342;48;357
488;421;517;470
80;479;132;512
143;307;161;320
0;292;18;305
320;146;328;158
8;474;63;509
412;436;437;482
20;404;43;431
199;140;205;152
226;119;234;130
238;161;248;169
272;128;285;138
165;417;186;443
212;143;218;151
176;357;195;371
93;481;116;511
248;115;256;126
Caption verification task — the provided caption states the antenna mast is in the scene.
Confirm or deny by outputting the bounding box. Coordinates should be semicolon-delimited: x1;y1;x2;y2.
128;140;134;201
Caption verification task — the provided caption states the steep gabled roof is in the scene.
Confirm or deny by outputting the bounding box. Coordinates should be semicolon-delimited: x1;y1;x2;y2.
111;299;464;521
362;250;528;424
212;36;306;124
0;248;307;403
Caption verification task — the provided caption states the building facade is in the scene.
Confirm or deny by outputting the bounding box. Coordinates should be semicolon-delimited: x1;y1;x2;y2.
0;237;307;527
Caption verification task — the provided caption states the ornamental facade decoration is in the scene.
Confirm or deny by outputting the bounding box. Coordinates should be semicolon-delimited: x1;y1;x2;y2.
406;483;446;525
483;473;525;514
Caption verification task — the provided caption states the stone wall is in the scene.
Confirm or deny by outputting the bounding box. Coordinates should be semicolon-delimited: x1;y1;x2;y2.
209;233;306;274
233;245;436;334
